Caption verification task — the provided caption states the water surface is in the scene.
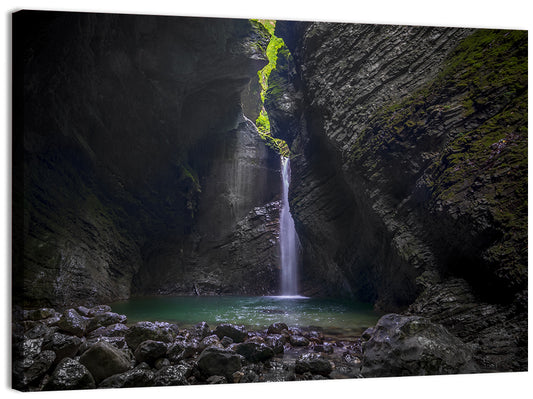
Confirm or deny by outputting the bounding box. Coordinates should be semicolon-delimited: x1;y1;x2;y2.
110;295;381;338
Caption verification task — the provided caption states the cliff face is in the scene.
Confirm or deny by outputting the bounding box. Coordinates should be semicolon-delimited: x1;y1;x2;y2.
268;22;527;369
14;10;281;307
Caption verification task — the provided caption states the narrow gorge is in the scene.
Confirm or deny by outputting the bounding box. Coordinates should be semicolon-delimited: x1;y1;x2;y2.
13;10;527;390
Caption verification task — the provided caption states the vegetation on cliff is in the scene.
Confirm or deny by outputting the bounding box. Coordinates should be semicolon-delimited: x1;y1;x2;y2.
251;19;291;157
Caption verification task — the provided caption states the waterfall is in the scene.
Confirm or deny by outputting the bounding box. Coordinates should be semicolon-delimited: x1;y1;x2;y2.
280;157;299;296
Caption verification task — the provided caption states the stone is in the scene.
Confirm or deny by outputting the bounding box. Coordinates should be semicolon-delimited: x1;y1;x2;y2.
267;322;289;334
206;375;226;384
194;321;211;339
235;342;275;362
79;341;133;383
87;322;129;339
289;335;310;347
197;347;244;380
43;358;96;390
125;321;175;350
154;358;171;370
42;332;82;364
265;334;285;354
56;309;87;337
153;365;190;386
99;363;156;388
86;312;127;332
87;305;112;317
214;324;248;343
295;353;333;376
23;350;56;385
199;334;223;351
220;336;234;348
360;314;479;377
134;340;168;364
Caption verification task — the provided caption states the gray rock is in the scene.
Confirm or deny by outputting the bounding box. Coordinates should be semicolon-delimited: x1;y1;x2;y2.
23;350;56;385
87;305;112;317
206;375;227;384
134;340;168;364
79;341;133;383
197;347;244;380
125;321;175;350
235;342;275;362
361;314;479;377
87;322;129;339
99;363;155;388
194;321;211;339
199;334;223;351
86;312;127;332
214;324;248;343
44;358;96;390
267;322;289;334
220;336;234;348
26;308;56;321
42;332;82;363
153;365;191;386
57;309;87;337
289;335;310;347
295;353;332;376
265;334;285;354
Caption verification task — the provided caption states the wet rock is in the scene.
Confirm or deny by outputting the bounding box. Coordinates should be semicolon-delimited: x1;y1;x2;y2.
265;334;285;354
289;335;310;347
125;321;175;350
199;334;223;351
154;358;171;370
220;336;234;348
42;333;82;363
57;309;87;337
361;314;479;377
197;347;244;380
23;350;56;385
79;341;133;383
43;358;96;390
75;306;91;317
235;342;275;362
99;363;155;388
295;353;333;376
134;340;168;365
153;365;190;386
194;322;211;339
214;324;248;343
87;323;129;339
313;342;334;354
86;312;127;332
87;305;112;317
267;322;289;335
25;322;56;340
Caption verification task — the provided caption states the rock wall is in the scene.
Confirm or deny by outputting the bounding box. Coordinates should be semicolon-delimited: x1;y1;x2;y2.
14;10;281;307
267;22;527;369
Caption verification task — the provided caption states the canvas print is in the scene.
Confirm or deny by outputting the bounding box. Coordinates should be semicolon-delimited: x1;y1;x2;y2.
12;9;527;391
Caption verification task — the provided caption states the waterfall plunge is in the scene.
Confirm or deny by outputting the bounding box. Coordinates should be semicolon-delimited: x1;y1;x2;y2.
280;157;300;296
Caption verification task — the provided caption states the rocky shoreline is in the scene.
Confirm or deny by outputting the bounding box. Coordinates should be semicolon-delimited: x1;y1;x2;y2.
13;304;484;391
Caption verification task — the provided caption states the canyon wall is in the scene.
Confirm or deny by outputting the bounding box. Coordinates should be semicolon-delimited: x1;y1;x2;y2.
14;10;281;307
268;22;527;370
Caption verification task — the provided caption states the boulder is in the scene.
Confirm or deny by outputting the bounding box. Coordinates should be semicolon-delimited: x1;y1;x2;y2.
295;353;332;376
361;314;479;377
79;341;133;383
199;334;223;351
99;363;155;388
289;335;310;347
134;340;168;364
43;358;96;390
214;324;248;343
153;365;191;386
267;322;289;334
87;323;129;339
42;332;82;363
265;334;285;354
124;321;175;350
87;305;112;317
220;336;234;348
197;347;244;380
235;342;275;362
23;350;56;385
194;321;211;339
86;312;127;332
57;309;87;337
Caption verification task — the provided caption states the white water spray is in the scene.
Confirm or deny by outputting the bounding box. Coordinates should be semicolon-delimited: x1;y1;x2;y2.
280;157;299;296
